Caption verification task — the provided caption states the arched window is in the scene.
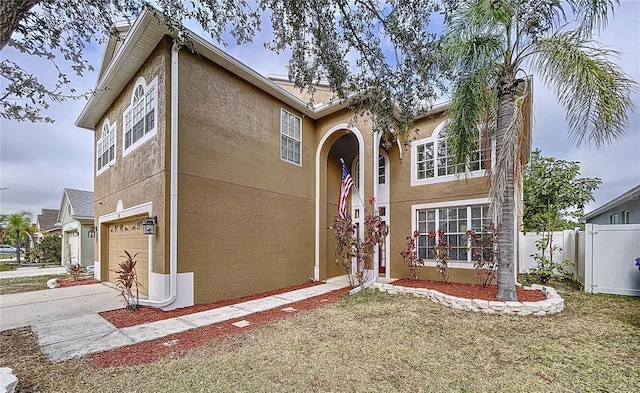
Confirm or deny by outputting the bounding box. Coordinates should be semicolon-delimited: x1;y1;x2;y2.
97;119;116;174
411;121;489;185
123;76;157;156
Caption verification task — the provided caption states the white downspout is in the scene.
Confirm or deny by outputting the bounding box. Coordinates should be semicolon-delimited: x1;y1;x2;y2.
139;41;179;307
350;132;380;294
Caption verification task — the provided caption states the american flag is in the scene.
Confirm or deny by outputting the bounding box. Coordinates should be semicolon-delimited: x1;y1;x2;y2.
338;163;353;219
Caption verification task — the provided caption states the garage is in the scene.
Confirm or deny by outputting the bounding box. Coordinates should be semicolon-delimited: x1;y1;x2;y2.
107;217;149;296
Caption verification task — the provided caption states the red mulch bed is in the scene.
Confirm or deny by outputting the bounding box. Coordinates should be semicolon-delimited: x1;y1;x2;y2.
89;286;350;367
57;277;100;288
391;278;547;302
101;280;323;329
88;279;546;367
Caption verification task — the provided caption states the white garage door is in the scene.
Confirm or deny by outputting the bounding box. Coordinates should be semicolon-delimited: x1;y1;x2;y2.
108;218;149;296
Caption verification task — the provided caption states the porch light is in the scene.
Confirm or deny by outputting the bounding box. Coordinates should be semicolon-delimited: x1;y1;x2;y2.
142;215;157;235
88;226;97;239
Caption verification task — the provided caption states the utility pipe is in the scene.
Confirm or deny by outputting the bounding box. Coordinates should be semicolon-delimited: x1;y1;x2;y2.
139;41;179;307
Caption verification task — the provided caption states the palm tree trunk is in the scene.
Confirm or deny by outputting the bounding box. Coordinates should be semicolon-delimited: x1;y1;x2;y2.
495;73;518;302
16;232;22;265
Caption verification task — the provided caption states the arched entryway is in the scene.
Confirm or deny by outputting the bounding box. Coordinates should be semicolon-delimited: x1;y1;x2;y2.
314;124;364;281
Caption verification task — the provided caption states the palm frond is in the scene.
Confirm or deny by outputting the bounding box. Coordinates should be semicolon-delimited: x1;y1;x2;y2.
567;0;619;36
446;69;496;173
533;31;636;147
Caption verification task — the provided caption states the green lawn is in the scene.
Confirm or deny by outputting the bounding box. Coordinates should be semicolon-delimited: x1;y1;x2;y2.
0;274;69;295
1;288;638;392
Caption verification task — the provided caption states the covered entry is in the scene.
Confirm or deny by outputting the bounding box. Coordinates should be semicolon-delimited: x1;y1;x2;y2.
315;123;365;282
107;217;149;296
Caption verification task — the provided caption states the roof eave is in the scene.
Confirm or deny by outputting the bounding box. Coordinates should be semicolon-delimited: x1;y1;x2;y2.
75;10;166;130
580;184;640;221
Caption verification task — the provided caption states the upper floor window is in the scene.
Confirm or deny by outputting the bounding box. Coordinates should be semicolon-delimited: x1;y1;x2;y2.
123;76;158;157
281;109;301;165
610;213;619;224
97;119;116;174
378;154;386;184
411;121;488;186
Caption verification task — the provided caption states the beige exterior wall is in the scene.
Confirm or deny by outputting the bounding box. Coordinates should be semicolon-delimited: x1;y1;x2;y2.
386;114;490;283
90;32;500;304
93;37;172;282
271;79;337;106
176;50;316;303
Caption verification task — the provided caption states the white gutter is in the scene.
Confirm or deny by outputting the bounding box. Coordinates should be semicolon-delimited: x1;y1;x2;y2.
349;132;380;295
138;41;179;307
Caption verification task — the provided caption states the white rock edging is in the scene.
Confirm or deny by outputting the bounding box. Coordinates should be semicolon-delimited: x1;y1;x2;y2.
0;367;18;393
372;282;564;316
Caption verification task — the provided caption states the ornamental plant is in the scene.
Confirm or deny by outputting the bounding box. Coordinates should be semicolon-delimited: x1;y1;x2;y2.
114;250;141;310
331;214;358;287
528;237;574;284
401;231;424;281
467;223;499;288
331;198;389;287
68;263;85;281
431;228;451;283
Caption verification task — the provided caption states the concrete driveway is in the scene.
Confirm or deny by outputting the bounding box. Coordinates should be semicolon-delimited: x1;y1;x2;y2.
0;283;122;331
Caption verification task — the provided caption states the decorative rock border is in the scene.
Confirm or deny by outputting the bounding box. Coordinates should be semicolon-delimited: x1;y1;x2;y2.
1;367;18;393
372;283;564;316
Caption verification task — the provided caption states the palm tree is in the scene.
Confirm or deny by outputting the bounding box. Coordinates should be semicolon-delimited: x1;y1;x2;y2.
440;0;636;301
1;211;33;264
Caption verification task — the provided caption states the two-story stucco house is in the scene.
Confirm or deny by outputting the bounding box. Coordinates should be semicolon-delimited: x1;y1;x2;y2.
75;10;530;310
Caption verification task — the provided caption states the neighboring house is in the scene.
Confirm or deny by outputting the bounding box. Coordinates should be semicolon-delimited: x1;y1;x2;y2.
75;10;531;309
581;184;640;225
56;189;95;267
35;208;61;243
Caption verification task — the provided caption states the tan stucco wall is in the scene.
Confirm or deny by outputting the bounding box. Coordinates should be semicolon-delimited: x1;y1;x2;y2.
93;37;172;280
176;50;316;303
386;114;490;281
271;80;337;106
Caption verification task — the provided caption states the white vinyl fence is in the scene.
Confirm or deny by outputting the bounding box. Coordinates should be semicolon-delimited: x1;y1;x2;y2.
519;230;578;276
519;224;640;296
582;224;640;296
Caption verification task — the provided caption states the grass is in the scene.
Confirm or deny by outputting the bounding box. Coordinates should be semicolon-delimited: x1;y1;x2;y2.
0;274;69;295
1;288;639;392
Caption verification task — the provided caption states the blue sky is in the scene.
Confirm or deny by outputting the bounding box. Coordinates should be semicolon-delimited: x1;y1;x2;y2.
1;1;639;221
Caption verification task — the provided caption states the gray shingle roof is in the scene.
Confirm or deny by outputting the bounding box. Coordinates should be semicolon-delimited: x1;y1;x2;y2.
37;209;59;231
64;188;94;219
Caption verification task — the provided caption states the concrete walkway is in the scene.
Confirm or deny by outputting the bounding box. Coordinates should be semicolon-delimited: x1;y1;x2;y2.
0;266;67;279
1;277;350;362
0;283;121;331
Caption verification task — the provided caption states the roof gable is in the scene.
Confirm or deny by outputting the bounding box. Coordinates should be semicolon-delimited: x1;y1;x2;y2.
37;209;60;231
57;189;94;224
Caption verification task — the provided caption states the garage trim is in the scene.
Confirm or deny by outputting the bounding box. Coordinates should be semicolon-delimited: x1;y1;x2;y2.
98;200;153;285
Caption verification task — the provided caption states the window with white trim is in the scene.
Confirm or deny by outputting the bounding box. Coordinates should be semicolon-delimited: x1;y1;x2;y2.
280;109;301;165
96;120;116;174
378;154;386;184
123;76;157;156
412;122;488;185
353;158;360;190
622;210;630;224
610;213;619;224
416;203;491;262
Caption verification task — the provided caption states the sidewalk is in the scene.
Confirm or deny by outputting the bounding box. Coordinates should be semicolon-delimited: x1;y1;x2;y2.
3;277;350;362
0;266;67;279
